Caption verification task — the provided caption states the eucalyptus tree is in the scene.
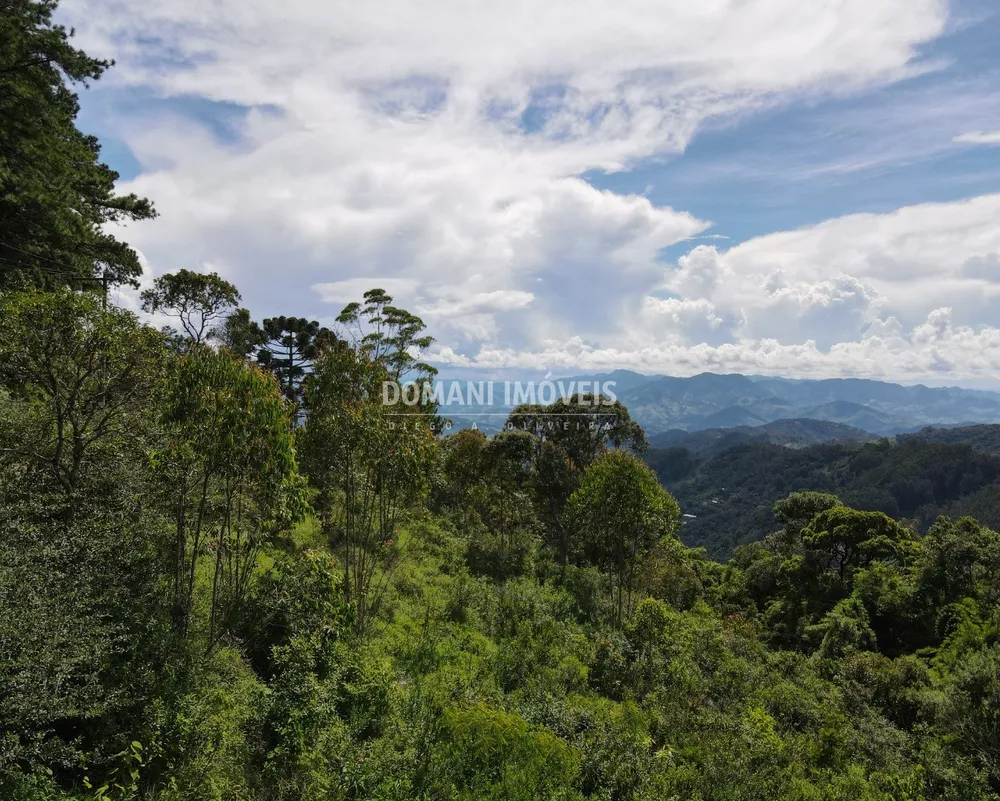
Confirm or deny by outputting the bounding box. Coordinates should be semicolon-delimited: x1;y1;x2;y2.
506;394;647;469
140;268;241;345
158;346;306;643
337;287;437;383
506;394;648;564
300;337;437;634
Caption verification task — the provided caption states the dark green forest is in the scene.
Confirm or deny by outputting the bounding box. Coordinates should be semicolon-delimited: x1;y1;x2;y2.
5;4;1000;799
649;433;1000;557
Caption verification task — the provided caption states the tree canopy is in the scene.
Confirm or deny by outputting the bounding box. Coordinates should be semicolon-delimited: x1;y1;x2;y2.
6;4;1000;796
0;0;155;290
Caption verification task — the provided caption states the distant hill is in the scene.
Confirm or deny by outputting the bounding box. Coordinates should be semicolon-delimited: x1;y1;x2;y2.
644;425;1000;557
797;401;900;434
900;424;1000;455
437;370;1000;437
605;372;1000;435
648;418;874;456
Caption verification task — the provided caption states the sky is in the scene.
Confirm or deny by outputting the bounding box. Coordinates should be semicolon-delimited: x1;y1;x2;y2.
62;0;1000;385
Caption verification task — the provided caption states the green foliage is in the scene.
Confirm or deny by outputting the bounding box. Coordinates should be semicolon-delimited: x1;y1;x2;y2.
300;336;437;633
507;395;648;470
427;703;580;801
158;346;305;645
140;270;241;346
0;288;166;509
566;451;680;625
256;317;334;409
336;288;437;384
0;0;155;289
8;7;1000;797
0;507;170;787
802;507;918;583
773;491;843;541
652;438;1000;556
6;284;1000;801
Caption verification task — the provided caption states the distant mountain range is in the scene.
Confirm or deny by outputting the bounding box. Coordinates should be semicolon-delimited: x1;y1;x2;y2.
435;370;1000;438
585;371;1000;436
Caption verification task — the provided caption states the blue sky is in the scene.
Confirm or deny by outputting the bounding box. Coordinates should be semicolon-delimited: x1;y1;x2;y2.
64;0;1000;385
590;1;1000;247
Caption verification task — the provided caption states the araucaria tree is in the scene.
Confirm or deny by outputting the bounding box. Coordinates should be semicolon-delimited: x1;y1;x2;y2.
566;450;680;625
256;316;333;409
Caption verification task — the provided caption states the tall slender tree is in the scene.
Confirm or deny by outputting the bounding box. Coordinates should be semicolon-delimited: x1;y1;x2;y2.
566;450;680;625
337;288;437;383
158;346;305;643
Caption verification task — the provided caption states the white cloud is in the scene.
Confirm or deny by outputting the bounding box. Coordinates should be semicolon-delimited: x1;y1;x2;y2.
61;0;1000;382
437;192;1000;382
954;131;1000;145
430;309;1000;383
683;193;1000;332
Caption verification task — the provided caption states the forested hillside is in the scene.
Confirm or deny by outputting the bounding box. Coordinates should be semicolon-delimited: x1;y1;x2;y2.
648;418;873;456
648;434;1000;556
7;4;1000;800
900;424;1000;455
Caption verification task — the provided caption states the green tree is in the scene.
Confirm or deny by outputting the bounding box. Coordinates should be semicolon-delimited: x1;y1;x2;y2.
530;439;580;567
300;343;437;634
256;316;334;409
771;491;843;555
467;430;539;578
0;288;166;513
0;0;155;289
158;346;306;644
802;507;917;584
916;516;1000;611
566;450;680;625
140;269;241;345
219;306;265;358
506;396;647;566
507;394;647;470
0;290;170;785
440;427;488;510
337;287;436;383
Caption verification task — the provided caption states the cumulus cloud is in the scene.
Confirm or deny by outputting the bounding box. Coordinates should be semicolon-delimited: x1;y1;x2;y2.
690;194;1000;332
436;193;1000;382
61;0;1000;381
431;308;1000;383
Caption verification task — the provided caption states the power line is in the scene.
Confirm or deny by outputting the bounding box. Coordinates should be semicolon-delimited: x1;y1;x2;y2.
0;255;100;281
0;242;97;274
0;247;110;306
